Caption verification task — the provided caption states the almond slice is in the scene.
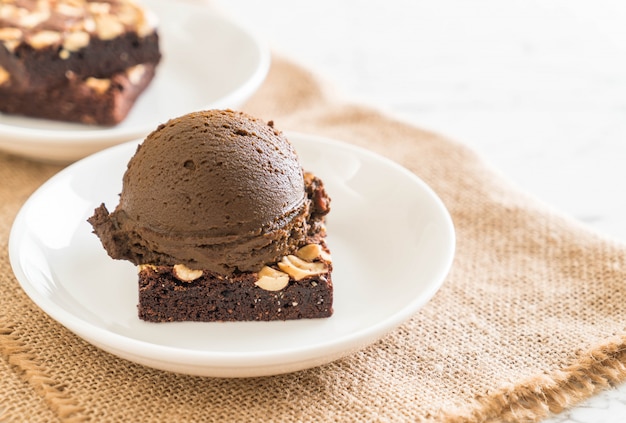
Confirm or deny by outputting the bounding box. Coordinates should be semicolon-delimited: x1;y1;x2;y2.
173;264;203;282
296;243;332;262
255;266;289;291
278;255;327;281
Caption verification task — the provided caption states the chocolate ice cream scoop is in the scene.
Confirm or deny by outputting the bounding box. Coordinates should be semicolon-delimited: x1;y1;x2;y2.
88;109;317;274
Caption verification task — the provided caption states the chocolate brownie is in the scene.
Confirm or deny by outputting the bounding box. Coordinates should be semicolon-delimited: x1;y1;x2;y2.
0;63;156;125
137;242;333;322
0;0;161;92
96;171;335;322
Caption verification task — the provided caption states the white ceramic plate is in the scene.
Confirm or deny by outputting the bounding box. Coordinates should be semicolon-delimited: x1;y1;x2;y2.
9;132;455;378
0;0;270;163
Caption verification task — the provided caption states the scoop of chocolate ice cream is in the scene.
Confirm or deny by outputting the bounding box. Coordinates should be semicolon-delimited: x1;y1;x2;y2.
88;109;319;274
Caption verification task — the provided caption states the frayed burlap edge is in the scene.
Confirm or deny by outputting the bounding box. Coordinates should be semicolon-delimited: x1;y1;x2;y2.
435;335;626;422
0;317;86;423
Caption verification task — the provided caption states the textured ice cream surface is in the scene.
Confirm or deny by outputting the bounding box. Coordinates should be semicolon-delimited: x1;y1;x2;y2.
88;109;330;275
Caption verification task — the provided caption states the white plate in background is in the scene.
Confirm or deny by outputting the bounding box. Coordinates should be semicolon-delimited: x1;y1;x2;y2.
0;0;270;163
9;132;455;377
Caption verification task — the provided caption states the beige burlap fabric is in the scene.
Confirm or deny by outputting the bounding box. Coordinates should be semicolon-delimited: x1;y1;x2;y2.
2;57;626;423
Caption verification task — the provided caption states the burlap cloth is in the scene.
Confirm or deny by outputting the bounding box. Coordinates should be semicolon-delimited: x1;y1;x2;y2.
2;57;626;423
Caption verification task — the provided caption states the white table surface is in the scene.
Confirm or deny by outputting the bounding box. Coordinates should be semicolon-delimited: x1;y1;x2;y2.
214;1;626;421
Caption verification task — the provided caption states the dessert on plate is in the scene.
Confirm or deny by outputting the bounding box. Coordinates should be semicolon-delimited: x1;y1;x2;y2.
88;109;334;322
0;0;161;125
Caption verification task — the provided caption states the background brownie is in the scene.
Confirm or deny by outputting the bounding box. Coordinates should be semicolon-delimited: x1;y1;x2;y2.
0;0;161;92
0;63;156;125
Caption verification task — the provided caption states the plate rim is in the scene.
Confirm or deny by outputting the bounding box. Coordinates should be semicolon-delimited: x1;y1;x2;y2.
9;132;456;375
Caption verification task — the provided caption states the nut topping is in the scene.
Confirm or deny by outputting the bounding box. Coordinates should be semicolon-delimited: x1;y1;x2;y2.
87;2;112;15
19;10;51;29
0;27;22;41
28;30;61;49
0;66;10;86
85;77;110;94
126;64;146;85
278;255;328;281
296;243;332;263
138;264;156;272
63;30;89;52
255;266;290;291
55;3;83;17
82;16;96;32
116;3;139;26
0;0;156;50
172;264;203;282
94;14;124;40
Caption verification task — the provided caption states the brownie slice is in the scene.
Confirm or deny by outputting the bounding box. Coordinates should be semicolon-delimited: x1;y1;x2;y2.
137;252;334;322
0;0;161;92
134;173;334;323
0;63;156;125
